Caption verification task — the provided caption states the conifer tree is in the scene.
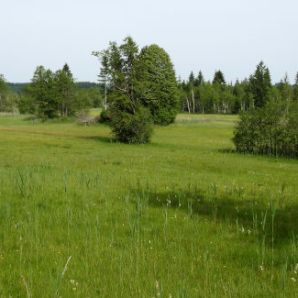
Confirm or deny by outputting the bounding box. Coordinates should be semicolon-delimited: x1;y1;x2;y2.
212;70;226;85
195;71;204;86
249;61;272;108
55;64;76;117
135;44;179;124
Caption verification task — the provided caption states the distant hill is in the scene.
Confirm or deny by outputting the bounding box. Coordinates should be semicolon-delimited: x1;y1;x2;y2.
76;82;100;89
8;83;29;93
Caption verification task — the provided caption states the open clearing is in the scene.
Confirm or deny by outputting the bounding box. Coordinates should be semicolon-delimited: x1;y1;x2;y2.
0;113;297;297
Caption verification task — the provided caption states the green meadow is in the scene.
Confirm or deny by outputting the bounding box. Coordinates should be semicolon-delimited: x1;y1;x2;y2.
0;112;297;297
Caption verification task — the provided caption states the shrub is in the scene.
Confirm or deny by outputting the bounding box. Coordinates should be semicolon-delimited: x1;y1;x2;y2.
233;100;298;158
99;109;112;123
110;101;153;144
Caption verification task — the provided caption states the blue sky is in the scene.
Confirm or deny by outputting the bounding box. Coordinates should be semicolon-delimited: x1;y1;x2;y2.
1;0;298;83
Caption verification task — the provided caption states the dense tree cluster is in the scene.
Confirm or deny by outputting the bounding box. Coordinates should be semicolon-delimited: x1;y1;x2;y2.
232;62;298;158
234;100;298;158
93;37;179;143
179;62;298;114
18;64;102;118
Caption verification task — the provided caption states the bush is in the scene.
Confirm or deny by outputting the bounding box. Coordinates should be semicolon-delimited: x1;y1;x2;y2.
99;109;112;123
110;103;153;144
233;100;298;158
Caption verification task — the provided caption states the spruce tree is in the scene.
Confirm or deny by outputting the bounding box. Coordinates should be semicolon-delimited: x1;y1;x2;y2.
212;70;226;85
196;71;204;86
135;44;179;125
249;61;272;108
95;37;153;143
55;64;76;117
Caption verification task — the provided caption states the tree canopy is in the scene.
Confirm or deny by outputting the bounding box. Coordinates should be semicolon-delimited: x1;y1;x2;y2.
93;37;179;143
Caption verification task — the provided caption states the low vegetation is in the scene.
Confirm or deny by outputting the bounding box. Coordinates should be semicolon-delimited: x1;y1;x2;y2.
234;100;298;158
0;113;297;297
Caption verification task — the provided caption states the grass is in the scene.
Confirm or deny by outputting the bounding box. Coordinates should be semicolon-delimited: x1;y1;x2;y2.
0;113;298;297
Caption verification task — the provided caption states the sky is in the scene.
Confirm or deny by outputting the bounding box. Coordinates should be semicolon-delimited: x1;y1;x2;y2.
1;0;298;83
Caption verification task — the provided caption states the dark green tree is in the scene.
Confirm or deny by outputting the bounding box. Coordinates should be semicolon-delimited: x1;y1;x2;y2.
94;37;179;142
188;71;195;85
195;71;204;87
94;37;153;143
28;66;58;118
135;44;179;124
23;64;85;118
54;64;76;117
249;61;272;108
212;70;226;85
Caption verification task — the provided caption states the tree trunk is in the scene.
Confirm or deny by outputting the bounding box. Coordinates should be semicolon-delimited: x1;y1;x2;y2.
186;97;191;114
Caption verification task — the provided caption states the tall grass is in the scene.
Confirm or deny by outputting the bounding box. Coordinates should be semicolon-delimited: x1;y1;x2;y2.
0;114;297;297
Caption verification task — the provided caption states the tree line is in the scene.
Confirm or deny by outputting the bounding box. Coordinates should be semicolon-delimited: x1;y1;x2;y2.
0;68;103;117
179;62;298;114
1;36;298;149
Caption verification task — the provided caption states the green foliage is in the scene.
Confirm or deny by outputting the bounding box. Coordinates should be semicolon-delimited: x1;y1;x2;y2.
0;74;18;112
293;72;298;101
135;44;179;125
99;108;112;123
110;99;153;143
233;100;298;158
75;87;102;110
26;66;58;118
94;37;179;143
179;71;254;114
20;65;96;119
249;61;272;108
212;70;226;85
54;64;76;117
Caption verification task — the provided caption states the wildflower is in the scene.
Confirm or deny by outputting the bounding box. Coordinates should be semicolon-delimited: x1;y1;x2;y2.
290;277;296;282
259;265;264;271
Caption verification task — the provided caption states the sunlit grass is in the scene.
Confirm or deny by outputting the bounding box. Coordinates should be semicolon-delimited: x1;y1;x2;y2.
0;113;297;297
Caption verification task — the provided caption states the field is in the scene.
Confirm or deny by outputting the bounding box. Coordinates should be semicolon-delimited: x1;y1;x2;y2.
0;112;298;297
